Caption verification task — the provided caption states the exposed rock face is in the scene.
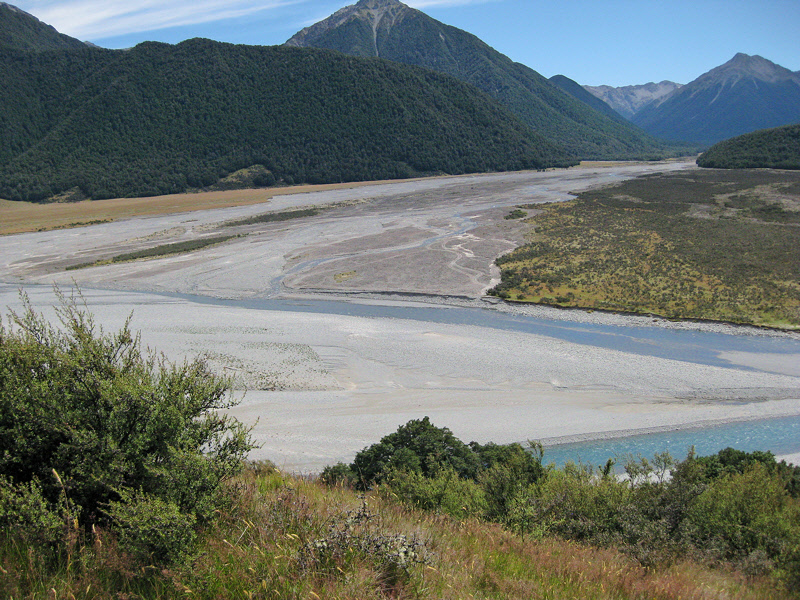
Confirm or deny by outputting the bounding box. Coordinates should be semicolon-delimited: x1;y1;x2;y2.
632;53;800;145
584;81;683;120
286;0;410;57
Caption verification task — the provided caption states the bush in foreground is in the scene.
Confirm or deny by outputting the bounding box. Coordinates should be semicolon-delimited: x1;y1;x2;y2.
0;290;253;563
324;418;800;590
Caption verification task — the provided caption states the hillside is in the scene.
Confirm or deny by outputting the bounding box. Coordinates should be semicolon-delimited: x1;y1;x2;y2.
548;74;625;122
632;53;800;145
286;0;674;160
584;81;682;120
697;123;800;170
0;2;86;51
0;39;574;202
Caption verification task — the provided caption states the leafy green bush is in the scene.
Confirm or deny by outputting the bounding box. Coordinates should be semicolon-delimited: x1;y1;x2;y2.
686;463;800;571
385;467;487;519
0;289;253;563
350;417;482;488
0;475;65;545
105;489;197;564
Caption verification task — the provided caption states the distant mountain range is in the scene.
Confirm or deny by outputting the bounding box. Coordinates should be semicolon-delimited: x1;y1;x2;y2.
286;0;672;161
2;0;797;206
0;6;575;202
632;54;800;146
584;81;682;120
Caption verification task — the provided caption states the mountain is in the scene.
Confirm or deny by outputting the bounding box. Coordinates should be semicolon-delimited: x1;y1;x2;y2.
697;123;800;170
632;54;800;146
0;39;575;202
286;0;672;160
584;81;682;120
0;3;87;51
548;74;625;122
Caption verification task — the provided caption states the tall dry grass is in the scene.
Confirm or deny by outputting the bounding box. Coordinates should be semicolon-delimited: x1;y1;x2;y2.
1;463;792;599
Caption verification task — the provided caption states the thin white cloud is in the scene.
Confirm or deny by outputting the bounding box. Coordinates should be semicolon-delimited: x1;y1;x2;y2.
16;0;300;40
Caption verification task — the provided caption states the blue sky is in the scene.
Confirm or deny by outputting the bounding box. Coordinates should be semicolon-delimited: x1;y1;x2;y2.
14;0;800;87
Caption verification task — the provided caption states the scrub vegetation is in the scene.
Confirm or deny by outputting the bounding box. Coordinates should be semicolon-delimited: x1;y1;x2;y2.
490;169;800;328
1;297;798;598
66;234;242;270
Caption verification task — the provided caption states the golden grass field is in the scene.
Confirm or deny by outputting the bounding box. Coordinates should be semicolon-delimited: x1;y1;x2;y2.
0;180;407;236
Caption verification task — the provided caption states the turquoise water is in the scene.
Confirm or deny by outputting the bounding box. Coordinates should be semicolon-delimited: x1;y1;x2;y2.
541;414;800;471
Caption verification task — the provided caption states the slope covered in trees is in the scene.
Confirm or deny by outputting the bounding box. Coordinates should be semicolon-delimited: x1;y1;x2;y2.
0;2;87;52
0;38;574;202
287;0;679;161
697;123;800;170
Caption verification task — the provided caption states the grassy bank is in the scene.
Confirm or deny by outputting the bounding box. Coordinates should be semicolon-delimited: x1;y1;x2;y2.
490;169;800;328
2;462;794;600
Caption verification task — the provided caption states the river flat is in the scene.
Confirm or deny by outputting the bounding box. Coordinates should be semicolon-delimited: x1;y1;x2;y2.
2;161;798;471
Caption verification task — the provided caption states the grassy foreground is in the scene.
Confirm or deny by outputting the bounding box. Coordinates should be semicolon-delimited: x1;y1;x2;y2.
2;462;792;600
490;169;800;328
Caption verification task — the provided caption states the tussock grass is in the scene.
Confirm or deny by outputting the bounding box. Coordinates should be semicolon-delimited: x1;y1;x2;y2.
2;463;791;600
491;169;800;328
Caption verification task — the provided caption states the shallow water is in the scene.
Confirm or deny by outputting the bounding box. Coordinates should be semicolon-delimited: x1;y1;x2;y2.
170;292;800;372
541;414;800;470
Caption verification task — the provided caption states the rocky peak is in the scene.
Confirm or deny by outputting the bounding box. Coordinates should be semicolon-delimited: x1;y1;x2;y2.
1;3;29;15
286;0;410;54
697;53;799;88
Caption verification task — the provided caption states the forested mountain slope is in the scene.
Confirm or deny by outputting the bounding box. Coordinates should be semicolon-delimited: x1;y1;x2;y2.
0;2;87;51
0;39;574;202
287;0;674;160
697;123;800;170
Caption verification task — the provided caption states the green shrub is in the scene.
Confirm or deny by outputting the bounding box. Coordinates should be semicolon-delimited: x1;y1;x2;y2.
349;417;481;488
0;475;66;545
0;289;254;563
105;489;197;564
686;463;800;570
386;467;487;519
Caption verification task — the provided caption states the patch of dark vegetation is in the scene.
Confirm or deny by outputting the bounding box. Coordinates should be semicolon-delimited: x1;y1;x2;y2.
504;208;528;220
223;207;321;227
37;218;112;232
698;124;800;170
66;234;241;270
489;169;800;328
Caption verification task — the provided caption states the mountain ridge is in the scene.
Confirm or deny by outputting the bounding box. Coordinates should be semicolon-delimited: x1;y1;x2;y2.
286;0;674;161
632;53;800;145
0;2;87;51
0;37;575;202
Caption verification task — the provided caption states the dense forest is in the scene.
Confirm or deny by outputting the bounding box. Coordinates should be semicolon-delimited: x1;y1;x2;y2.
697;123;800;170
287;0;687;161
0;39;575;202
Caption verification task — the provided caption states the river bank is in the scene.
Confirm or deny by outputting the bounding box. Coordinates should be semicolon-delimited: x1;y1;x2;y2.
1;161;798;472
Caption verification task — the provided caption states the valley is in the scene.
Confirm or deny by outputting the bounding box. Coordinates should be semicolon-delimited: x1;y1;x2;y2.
3;160;799;472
